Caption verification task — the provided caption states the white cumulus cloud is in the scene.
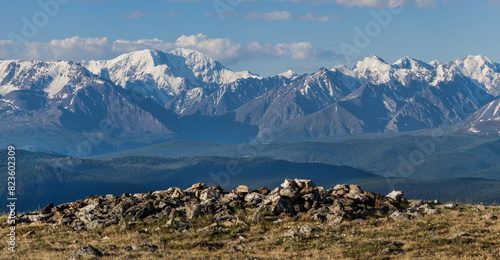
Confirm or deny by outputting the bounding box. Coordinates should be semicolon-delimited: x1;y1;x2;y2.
335;0;407;8
297;13;339;22
205;10;240;17
113;38;176;53
112;34;334;64
244;11;292;20
415;0;437;8
0;40;15;59
163;11;181;16
0;35;336;65
0;36;111;61
488;0;500;6
174;34;242;61
241;41;333;61
122;10;155;19
334;0;449;8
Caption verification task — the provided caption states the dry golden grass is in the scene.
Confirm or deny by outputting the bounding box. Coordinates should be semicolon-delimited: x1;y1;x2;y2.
1;204;499;259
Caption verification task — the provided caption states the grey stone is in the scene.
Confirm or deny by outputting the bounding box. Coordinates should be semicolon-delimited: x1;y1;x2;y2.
424;208;440;215
171;188;185;198
281;179;296;189
443;203;458;209
481;213;498;220
185;204;202;219
451;232;469;239
333;184;349;196
409;200;423;208
236;185;250;193
381;248;394;254
326;214;343;225
279;188;300;202
388;241;404;248
294;179;315;189
419;203;432;210
70;244;103;259
131;242;159;252
475;205;486;211
255;187;271;195
390;211;410;220
244;193;264;204
251;212;264;223
270;197;294;215
187;183;205;191
349;184;362;192
199;189;219;201
284;229;295;237
299;225;312;236
386;190;404;201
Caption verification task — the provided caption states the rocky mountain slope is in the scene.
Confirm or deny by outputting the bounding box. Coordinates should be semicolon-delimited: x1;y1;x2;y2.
462;97;500;135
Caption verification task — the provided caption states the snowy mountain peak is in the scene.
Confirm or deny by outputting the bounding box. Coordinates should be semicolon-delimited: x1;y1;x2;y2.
446;55;497;72
168;47;260;84
393;57;432;70
352;55;392;84
170;48;221;67
81;48;261;107
317;67;330;73
464;55;494;65
429;59;443;67
331;65;356;77
110;49;166;67
354;55;390;69
333;55;435;87
0;59;96;98
308;67;333;79
438;55;500;95
278;69;297;78
331;64;350;71
369;55;386;62
451;55;497;73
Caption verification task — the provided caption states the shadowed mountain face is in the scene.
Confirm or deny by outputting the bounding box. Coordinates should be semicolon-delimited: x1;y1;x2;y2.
278;75;494;140
461;97;500;135
0;50;500;155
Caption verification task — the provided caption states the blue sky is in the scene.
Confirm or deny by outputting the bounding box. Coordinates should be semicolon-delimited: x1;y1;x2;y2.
0;0;499;76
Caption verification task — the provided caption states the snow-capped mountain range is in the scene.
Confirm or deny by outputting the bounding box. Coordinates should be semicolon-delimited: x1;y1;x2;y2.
82;48;259;113
1;48;499;154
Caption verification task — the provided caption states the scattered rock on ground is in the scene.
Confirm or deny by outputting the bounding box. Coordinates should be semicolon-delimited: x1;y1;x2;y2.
481;213;498;220
129;242;159;252
70;244;103;259
390;211;410;220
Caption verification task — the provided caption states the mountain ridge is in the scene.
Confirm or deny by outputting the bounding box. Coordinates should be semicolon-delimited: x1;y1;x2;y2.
1;50;500;155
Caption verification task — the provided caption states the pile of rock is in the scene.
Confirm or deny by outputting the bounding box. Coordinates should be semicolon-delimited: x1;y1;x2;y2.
17;179;423;230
